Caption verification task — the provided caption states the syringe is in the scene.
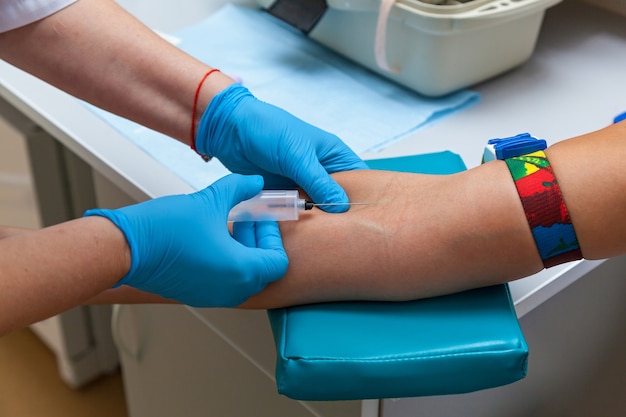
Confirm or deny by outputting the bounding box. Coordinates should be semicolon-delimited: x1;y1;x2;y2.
228;190;365;222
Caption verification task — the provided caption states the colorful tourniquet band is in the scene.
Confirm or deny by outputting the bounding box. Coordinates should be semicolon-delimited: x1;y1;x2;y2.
504;150;582;268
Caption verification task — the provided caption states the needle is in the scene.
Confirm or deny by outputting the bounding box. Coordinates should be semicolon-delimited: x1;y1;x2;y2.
304;201;369;210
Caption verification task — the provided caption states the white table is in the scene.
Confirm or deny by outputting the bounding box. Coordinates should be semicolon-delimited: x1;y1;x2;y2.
1;1;624;416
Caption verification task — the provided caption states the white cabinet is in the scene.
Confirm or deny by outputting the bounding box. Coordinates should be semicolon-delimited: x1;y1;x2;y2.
113;304;362;417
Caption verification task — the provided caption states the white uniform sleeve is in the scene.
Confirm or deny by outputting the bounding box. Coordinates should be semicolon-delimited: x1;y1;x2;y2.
0;0;78;33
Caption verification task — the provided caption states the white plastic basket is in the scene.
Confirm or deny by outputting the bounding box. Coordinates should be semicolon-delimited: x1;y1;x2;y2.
262;0;563;96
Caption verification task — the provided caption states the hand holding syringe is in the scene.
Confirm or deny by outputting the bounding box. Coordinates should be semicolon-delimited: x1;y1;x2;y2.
228;190;367;222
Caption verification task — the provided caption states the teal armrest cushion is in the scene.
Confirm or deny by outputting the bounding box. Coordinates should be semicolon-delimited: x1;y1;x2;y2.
267;151;528;401
268;285;527;401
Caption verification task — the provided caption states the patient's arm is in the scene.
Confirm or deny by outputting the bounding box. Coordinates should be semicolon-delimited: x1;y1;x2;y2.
245;121;626;308
241;164;540;308
91;122;626;308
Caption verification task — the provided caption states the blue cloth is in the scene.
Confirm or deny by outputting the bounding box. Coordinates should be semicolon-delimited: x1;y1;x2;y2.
85;5;480;190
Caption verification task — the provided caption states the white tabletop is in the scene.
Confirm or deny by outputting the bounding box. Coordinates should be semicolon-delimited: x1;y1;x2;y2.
0;0;624;317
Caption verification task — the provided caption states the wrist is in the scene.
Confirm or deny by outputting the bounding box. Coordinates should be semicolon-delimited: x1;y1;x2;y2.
488;133;582;267
93;216;132;284
83;210;132;287
191;70;237;149
197;70;237;105
195;83;252;158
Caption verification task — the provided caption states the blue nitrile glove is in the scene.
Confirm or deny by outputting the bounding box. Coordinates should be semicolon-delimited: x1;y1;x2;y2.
195;84;369;213
84;174;288;308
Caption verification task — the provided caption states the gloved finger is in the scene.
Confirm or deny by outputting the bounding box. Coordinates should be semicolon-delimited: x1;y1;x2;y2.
255;221;285;252
319;146;370;173
312;132;370;173
257;172;297;190
203;174;264;218
288;156;351;213
226;250;288;307
254;221;288;283
232;221;256;248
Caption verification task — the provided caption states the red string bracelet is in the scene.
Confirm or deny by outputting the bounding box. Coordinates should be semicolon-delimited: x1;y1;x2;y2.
190;68;221;161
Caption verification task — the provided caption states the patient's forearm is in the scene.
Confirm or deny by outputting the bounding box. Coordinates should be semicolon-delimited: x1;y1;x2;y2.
240;164;541;308
240;122;626;308
0;225;30;240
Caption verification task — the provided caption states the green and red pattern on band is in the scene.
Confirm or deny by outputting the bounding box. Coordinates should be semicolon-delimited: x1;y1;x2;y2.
504;150;582;268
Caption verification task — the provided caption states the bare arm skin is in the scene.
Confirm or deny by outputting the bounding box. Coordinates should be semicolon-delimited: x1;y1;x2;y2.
0;217;129;335
0;225;27;240
0;0;233;144
547;123;626;260
242;122;626;308
241;162;542;308
89;122;626;308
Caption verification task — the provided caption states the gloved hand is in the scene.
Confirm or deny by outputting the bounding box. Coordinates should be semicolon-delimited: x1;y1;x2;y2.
84;174;288;308
195;83;369;213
